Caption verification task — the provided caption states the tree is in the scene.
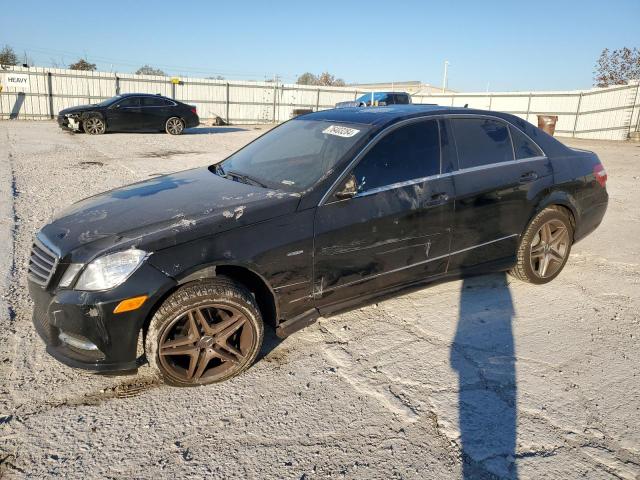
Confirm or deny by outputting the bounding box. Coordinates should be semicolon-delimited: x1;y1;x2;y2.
296;71;346;87
296;72;318;85
136;65;167;76
594;47;640;87
0;45;18;66
69;58;97;71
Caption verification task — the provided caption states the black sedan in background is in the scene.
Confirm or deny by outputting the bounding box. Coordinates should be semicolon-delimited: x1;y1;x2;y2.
30;105;607;386
57;93;200;135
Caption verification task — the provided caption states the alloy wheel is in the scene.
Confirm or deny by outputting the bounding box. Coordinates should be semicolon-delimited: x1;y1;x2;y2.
529;219;570;279
84;117;105;134
166;117;184;135
158;304;256;384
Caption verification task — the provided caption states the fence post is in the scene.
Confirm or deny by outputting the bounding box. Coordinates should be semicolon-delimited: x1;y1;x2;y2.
572;92;583;138
115;75;120;95
171;81;176;100
488;94;493;110
525;93;532;122
225;82;230;124
47;72;54;119
316;88;321;111
628;82;640;137
272;82;277;123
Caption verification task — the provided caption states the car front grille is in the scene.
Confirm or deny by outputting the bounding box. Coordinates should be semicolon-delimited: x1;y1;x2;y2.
28;238;59;288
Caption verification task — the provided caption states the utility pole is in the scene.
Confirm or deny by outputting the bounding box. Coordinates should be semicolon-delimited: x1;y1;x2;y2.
442;60;449;93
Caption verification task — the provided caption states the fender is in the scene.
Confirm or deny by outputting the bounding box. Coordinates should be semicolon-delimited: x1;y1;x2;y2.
172;260;281;323
533;189;579;230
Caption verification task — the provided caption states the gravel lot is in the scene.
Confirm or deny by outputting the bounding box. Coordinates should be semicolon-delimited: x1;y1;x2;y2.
1;121;639;479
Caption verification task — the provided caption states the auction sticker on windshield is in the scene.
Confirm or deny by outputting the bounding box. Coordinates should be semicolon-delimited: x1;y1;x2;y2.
322;125;360;138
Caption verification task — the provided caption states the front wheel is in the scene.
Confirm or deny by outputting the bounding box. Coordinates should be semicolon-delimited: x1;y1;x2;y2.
509;206;574;284
165;117;185;135
83;116;106;135
145;278;264;386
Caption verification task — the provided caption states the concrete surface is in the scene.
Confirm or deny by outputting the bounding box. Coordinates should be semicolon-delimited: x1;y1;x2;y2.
0;121;639;479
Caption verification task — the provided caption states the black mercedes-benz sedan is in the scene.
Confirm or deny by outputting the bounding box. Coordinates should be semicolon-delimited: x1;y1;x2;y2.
29;105;608;386
57;93;200;135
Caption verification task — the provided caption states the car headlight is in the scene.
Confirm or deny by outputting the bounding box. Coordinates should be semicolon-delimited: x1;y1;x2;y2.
74;249;148;291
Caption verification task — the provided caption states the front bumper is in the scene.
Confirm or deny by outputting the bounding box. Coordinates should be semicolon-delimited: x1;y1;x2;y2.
57;114;81;131
29;263;177;372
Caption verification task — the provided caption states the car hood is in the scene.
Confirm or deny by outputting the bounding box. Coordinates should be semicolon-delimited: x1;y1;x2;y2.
39;167;301;262
59;105;101;115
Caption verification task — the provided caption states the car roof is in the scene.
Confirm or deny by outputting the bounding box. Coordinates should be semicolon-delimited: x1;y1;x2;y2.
119;93;170;98
299;104;486;126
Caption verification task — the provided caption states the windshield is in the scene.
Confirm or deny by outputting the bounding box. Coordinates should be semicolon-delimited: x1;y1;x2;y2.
216;120;371;192
95;95;122;107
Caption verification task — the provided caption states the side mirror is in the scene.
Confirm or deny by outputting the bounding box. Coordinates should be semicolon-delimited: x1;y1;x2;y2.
335;174;358;200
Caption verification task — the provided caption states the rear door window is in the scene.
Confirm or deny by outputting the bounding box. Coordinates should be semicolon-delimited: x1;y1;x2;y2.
452;118;514;169
117;97;140;108
510;126;544;159
141;97;166;107
353;120;440;193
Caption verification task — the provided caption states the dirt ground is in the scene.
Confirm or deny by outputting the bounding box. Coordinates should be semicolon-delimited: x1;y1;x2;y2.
0;121;639;479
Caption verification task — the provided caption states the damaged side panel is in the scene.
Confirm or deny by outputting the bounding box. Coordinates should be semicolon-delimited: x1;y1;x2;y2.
148;208;316;320
313;176;455;307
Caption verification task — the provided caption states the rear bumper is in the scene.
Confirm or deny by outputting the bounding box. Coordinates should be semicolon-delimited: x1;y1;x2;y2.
186;114;200;128
29;263;177;372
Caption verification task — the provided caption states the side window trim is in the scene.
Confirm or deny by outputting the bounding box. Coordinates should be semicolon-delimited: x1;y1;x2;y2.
320;116;444;206
448;114;547;173
330;118;443;201
319;113;547;207
509;125;545;160
446;113;546;163
117;96;141;108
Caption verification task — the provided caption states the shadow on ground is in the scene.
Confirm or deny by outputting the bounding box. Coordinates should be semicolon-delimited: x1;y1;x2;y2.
451;272;518;479
184;127;248;135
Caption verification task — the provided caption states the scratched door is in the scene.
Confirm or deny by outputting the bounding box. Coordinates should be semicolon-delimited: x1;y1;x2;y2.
312;118;454;308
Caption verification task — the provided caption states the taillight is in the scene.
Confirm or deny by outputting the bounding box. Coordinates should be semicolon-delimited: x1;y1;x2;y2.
593;163;607;187
190;107;197;114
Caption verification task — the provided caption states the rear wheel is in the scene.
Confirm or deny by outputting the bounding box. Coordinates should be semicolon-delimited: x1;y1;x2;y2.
83;116;106;135
145;278;264;386
165;117;185;135
509;206;573;284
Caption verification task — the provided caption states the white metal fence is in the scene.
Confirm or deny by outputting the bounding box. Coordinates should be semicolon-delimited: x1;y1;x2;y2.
412;83;640;141
1;66;639;140
0;66;362;125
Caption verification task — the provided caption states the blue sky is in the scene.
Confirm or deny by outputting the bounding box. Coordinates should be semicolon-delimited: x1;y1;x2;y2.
1;0;638;91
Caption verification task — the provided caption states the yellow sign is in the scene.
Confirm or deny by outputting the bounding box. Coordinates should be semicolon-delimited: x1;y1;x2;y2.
170;77;180;85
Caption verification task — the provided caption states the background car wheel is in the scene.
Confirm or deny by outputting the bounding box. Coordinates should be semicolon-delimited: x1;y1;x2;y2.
145;278;264;386
509;206;574;284
83;116;106;135
165;117;185;135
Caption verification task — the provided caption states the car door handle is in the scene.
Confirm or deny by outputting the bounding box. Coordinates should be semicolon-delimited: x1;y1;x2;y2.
519;171;539;183
425;192;449;206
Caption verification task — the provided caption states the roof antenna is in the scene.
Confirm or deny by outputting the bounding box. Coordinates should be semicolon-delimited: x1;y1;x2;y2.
463;103;468;108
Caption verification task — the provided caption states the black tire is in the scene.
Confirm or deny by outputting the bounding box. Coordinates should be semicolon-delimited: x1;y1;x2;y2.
165;117;185;135
83;115;106;135
509;206;574;284
145;278;264;386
